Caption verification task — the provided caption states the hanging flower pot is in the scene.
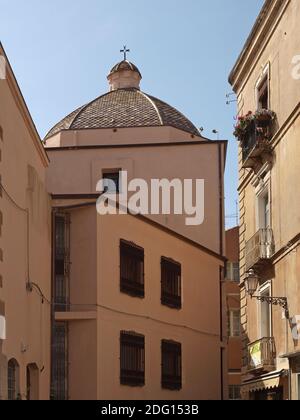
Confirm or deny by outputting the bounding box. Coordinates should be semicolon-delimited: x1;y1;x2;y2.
233;109;276;141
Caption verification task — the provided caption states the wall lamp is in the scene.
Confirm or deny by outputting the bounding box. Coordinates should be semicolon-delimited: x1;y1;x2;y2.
245;269;289;319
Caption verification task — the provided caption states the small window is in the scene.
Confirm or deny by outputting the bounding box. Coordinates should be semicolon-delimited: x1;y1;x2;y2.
120;240;144;298
161;258;182;309
226;262;240;283
120;332;145;387
102;171;120;194
229;385;241;400
229;310;241;338
161;340;182;390
0;126;3;141
257;75;269;110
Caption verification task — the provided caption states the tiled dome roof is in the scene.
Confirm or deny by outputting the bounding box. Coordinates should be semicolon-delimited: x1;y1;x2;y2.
45;88;199;139
109;60;142;77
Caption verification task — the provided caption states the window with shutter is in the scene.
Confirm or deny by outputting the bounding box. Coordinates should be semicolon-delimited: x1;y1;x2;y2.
120;332;145;387
161;257;182;309
161;340;182;390
120;240;144;298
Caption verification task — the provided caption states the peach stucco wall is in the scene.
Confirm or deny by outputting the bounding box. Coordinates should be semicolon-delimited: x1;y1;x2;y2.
230;0;300;399
0;46;51;400
96;212;224;400
225;228;242;389
53;204;226;400
46;140;225;255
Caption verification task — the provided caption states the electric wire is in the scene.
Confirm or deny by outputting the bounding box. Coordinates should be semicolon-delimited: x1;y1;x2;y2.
0;181;30;282
30;284;223;340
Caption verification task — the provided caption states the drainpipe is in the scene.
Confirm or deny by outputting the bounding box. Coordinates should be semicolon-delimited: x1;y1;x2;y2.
288;368;292;400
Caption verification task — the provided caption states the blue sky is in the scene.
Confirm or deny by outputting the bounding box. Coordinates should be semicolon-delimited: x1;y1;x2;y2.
0;0;264;227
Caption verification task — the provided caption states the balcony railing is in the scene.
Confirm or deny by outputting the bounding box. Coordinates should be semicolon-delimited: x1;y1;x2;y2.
242;120;273;169
245;228;275;272
248;337;276;373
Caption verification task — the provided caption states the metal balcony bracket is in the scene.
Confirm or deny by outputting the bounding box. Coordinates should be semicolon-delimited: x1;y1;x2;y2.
252;295;289;318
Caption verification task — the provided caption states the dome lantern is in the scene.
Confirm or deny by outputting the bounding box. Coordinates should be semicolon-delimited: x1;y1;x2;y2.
107;60;142;91
107;46;142;91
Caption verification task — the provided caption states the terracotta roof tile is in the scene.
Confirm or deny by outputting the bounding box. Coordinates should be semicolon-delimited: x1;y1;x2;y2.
45;88;199;139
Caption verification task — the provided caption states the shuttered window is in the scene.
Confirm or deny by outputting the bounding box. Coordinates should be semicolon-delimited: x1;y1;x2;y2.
161;340;182;390
161;258;181;309
120;332;145;387
120;240;144;298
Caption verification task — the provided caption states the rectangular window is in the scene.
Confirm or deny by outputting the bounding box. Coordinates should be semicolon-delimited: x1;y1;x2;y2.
161;258;182;309
229;310;241;337
226;262;240;283
257;188;270;230
8;360;18;400
229;385;241;400
120;240;144;298
161;340;182;390
102;171;120;194
120;332;145;387
260;287;272;338
51;322;68;400
54;214;70;311
257;75;269;110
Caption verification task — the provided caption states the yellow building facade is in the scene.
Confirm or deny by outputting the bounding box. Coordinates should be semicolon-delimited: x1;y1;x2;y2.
229;0;300;400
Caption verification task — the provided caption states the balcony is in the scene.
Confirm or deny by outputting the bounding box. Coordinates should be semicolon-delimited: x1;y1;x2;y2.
241;119;274;169
245;228;275;272
248;337;276;373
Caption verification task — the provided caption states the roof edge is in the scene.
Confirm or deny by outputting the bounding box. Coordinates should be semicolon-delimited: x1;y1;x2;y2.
45;139;228;152
51;194;227;263
0;42;49;166
228;0;288;89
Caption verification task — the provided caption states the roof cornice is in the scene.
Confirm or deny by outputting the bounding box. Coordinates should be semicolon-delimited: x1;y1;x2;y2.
228;0;289;91
0;42;49;166
45;139;228;152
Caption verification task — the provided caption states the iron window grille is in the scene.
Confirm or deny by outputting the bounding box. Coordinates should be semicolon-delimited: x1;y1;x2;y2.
54;214;70;312
8;359;18;400
161;258;182;309
161;340;182;390
120;332;145;387
51;322;68;400
120;240;144;298
229;385;241;400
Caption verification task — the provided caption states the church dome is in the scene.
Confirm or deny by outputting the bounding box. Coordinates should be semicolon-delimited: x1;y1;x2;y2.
109;60;142;78
45;59;200;140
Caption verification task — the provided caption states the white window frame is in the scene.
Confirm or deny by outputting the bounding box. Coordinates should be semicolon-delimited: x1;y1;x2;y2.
226;262;239;282
257;281;273;339
255;63;270;110
229;309;241;338
255;173;271;232
257;187;270;230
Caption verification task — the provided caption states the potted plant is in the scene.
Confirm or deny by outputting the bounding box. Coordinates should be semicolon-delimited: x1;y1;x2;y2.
255;109;276;122
233;109;276;142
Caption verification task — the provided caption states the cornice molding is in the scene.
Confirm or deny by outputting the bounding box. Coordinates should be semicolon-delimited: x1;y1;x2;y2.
229;0;290;92
0;43;49;167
